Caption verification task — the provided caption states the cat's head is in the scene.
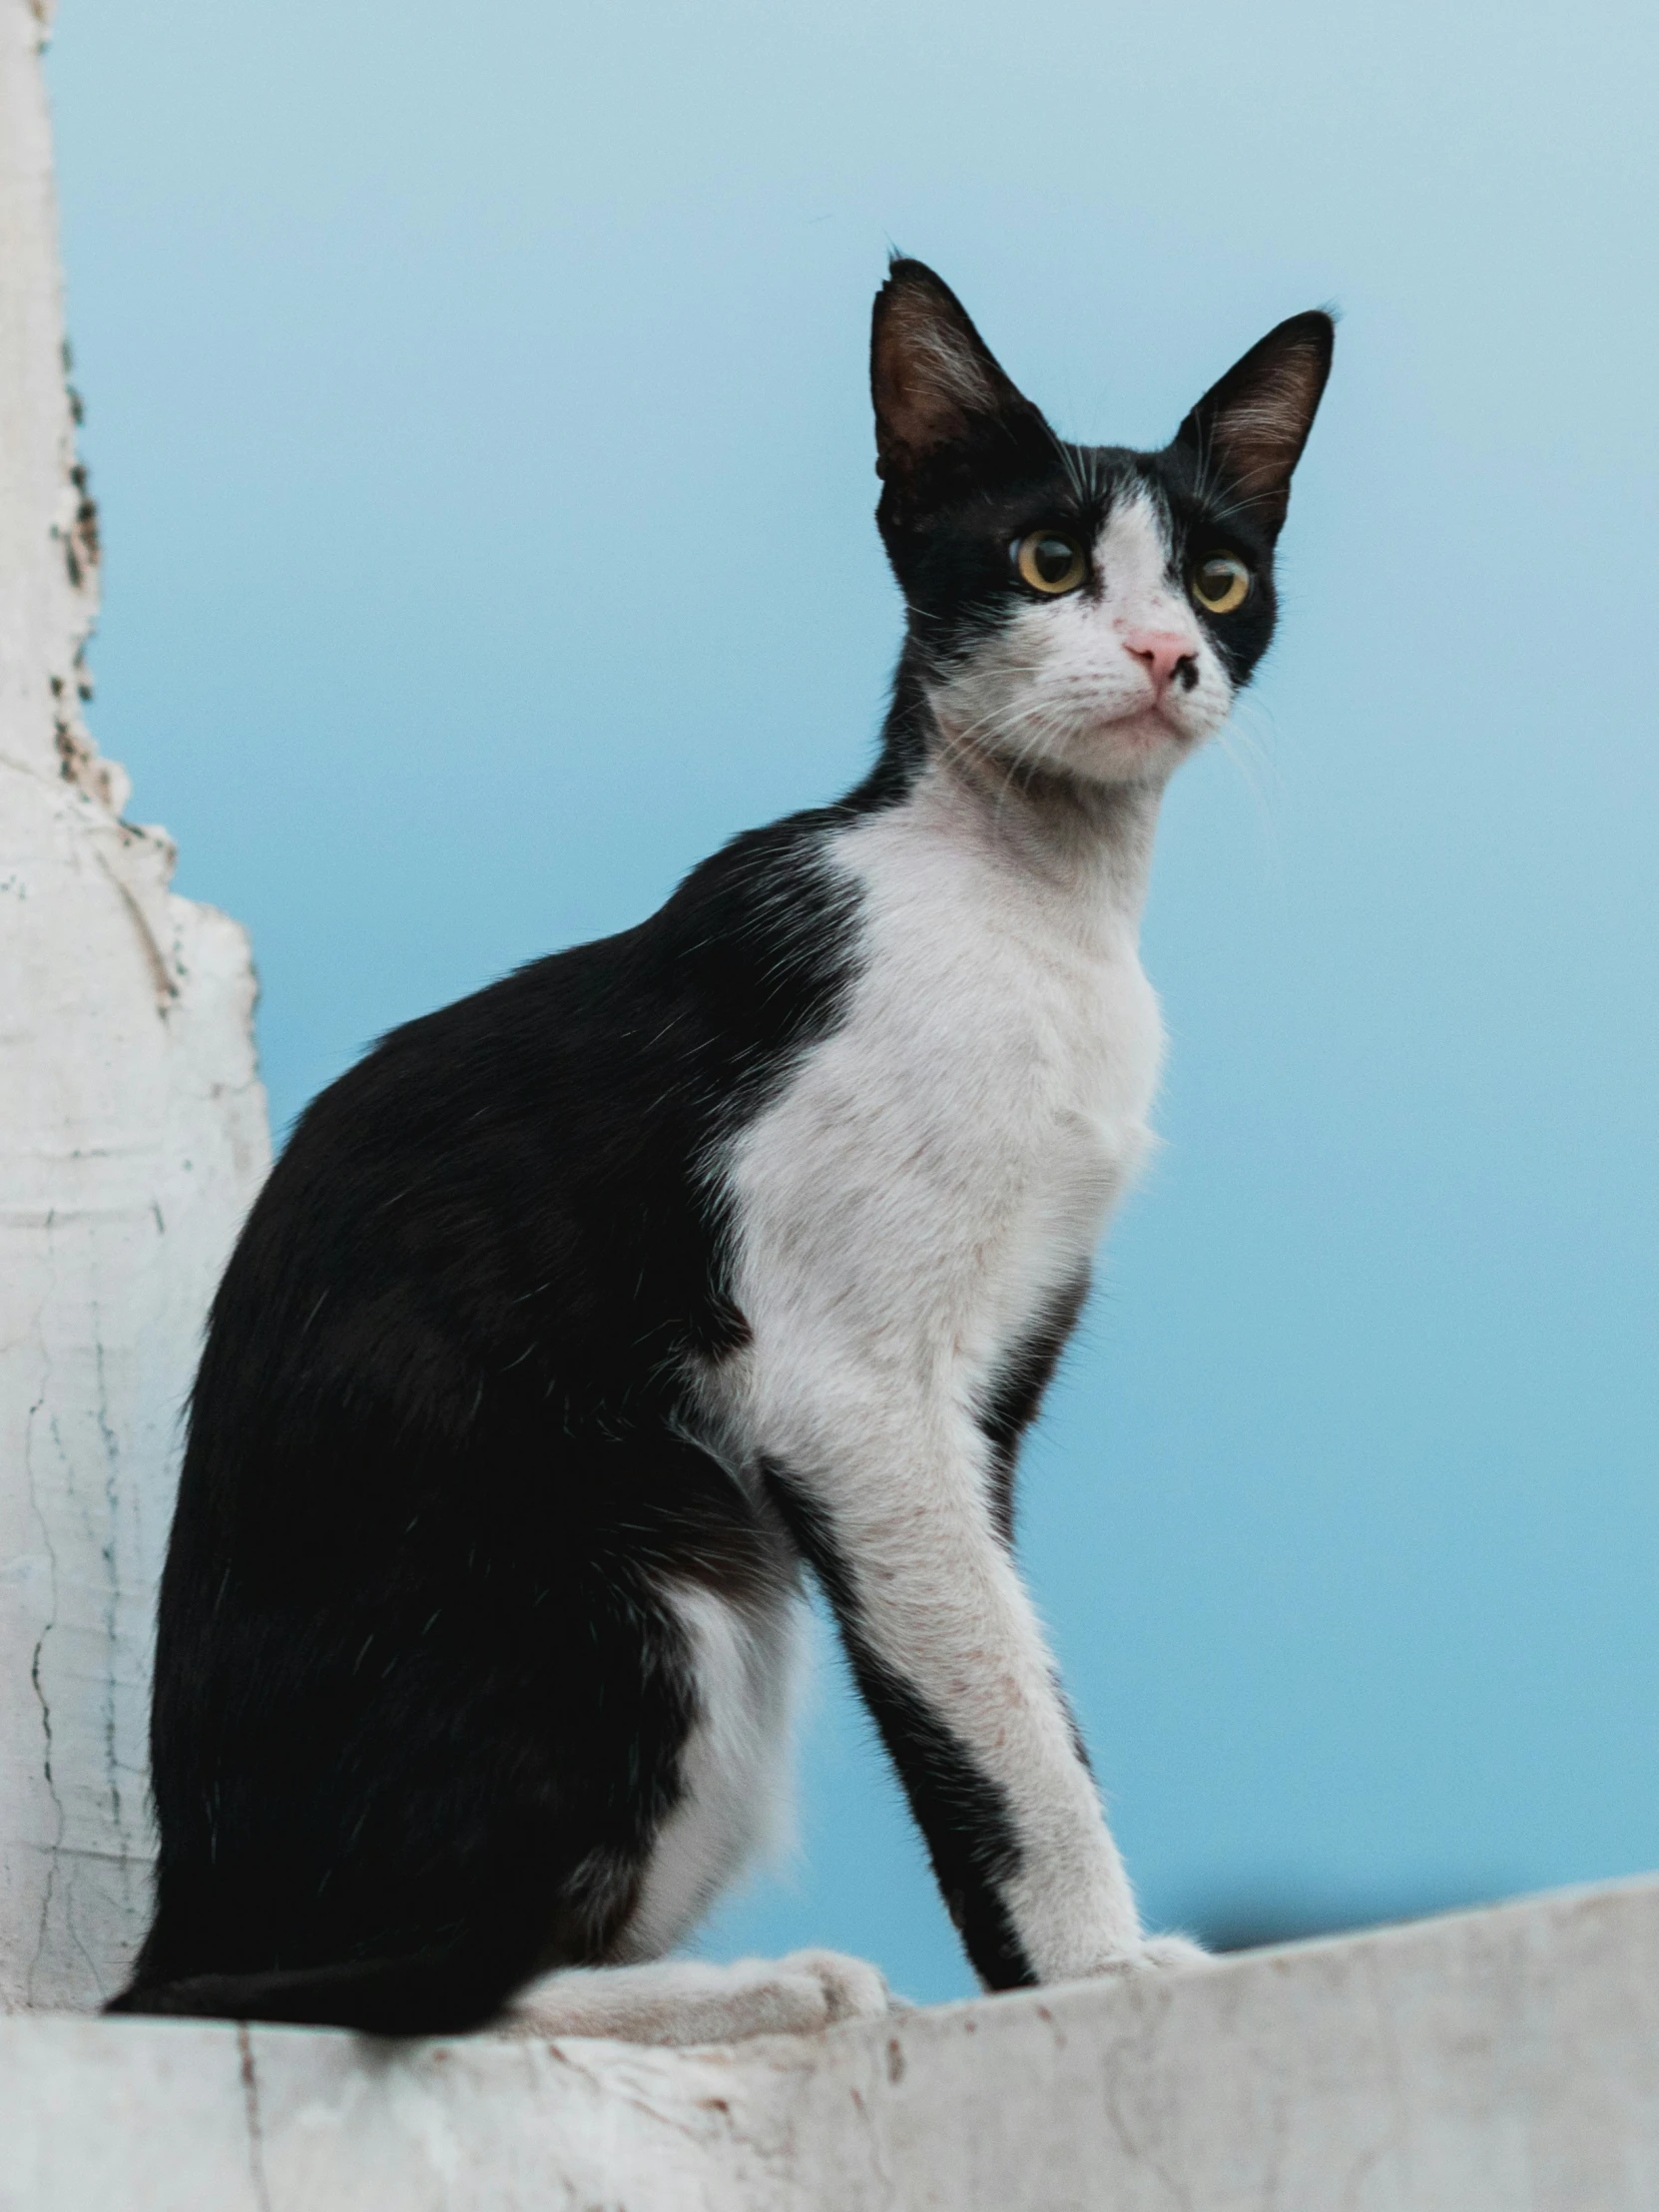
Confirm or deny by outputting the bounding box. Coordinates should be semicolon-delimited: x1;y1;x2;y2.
871;259;1333;793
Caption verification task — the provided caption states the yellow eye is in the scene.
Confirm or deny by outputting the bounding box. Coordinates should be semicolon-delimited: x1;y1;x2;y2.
1192;552;1252;615
1014;530;1086;595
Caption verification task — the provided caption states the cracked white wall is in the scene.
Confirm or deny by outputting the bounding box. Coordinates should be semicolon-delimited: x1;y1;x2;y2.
0;0;271;2009
4;1880;1659;2207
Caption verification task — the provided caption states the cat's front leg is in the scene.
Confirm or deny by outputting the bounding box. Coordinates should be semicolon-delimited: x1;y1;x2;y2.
765;1408;1201;1990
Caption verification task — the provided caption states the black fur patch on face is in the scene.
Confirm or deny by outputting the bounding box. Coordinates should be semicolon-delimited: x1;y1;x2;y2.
1144;445;1284;691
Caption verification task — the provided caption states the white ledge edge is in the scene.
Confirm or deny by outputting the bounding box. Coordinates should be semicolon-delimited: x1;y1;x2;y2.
4;1876;1658;2210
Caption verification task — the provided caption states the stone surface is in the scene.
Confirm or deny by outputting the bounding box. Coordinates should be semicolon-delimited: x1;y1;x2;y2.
0;0;271;2009
2;1879;1656;2208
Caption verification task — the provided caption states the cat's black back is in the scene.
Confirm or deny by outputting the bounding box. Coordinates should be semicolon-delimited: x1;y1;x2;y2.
126;812;864;2027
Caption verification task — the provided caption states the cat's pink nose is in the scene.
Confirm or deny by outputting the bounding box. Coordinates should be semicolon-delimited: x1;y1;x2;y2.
1122;630;1198;701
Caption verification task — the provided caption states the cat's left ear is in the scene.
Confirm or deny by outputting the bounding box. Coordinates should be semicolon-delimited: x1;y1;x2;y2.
1174;310;1335;533
871;258;1049;519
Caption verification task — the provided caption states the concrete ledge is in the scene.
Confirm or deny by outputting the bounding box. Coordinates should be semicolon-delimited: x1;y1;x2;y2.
4;1879;1657;2209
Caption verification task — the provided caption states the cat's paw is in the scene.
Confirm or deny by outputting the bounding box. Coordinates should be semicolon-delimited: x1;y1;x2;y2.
777;1947;893;2024
496;1949;891;2048
1089;1934;1210;1978
1133;1934;1210;1971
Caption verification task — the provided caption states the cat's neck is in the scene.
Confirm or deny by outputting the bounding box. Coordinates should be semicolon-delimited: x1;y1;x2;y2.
861;647;1166;924
884;700;1165;931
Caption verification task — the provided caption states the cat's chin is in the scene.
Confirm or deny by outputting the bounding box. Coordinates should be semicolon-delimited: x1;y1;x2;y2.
967;720;1200;801
1074;710;1207;786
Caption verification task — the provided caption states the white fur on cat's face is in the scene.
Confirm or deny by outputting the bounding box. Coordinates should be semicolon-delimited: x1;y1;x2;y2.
927;492;1234;791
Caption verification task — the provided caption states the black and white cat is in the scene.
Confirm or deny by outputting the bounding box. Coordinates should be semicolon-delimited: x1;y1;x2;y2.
110;260;1332;2044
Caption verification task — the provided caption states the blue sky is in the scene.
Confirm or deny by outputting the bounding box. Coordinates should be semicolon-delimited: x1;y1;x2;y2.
47;0;1659;2000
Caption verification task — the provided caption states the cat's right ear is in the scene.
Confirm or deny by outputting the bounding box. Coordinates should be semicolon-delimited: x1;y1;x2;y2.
1173;310;1335;534
871;259;1046;517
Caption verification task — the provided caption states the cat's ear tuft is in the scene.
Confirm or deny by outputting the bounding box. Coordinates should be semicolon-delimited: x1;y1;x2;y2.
870;259;1041;501
1175;309;1335;532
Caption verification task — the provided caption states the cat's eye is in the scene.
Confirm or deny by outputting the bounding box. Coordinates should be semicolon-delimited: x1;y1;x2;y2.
1192;553;1252;615
1014;530;1087;595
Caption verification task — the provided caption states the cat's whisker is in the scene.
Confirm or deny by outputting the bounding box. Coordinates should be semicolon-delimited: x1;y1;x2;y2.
1214;718;1277;832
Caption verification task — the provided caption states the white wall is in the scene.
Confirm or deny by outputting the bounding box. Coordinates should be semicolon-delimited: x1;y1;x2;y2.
0;0;270;2009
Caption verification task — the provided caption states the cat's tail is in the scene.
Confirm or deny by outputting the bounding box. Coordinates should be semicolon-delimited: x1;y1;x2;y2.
104;1946;524;2036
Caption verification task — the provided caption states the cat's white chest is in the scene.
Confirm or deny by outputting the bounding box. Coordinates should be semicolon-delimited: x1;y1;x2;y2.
719;780;1163;1454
